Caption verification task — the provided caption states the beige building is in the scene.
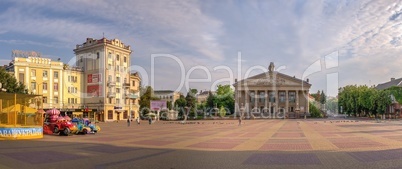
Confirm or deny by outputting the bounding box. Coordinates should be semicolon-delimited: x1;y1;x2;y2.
153;90;181;104
196;90;214;103
233;62;311;118
74;37;133;122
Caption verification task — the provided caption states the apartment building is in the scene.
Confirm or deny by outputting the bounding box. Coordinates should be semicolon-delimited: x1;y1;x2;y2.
6;52;64;109
74;37;133;122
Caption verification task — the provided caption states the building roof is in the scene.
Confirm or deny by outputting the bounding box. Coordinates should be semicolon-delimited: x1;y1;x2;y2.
376;78;402;90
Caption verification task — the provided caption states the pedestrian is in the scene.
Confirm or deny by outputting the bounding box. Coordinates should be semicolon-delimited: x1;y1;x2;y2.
136;117;140;125
127;118;131;127
238;116;242;126
148;117;152;125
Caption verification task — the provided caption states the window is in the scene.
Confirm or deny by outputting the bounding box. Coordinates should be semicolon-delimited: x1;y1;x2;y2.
68;76;71;82
43;97;47;103
54;72;59;79
43;83;47;90
18;73;24;84
108;64;111;70
108;75;112;82
132;81;135;86
124;78;127;83
31;69;36;77
117;54;120;61
260;92;265;103
116;77;120;82
109;98;112;104
75;98;77;103
116;88;120;93
31;82;36;91
289;92;296;103
108;110;113;120
269;92;276;103
68;87;71;93
250;92;255;103
116;99;120;104
124;56;127;62
108;52;112;59
124;67;126;72
54;97;58;104
54;83;58;91
116;65;119;71
68;98;71;104
97;52;100;59
279;91;285;103
43;71;48;77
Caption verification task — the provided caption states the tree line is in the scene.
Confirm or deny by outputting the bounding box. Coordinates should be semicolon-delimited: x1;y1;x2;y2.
338;85;392;117
139;85;235;119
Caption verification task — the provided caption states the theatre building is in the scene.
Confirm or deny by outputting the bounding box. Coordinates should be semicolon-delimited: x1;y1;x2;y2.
233;63;311;118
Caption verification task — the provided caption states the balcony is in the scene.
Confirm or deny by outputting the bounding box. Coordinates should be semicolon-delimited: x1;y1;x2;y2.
123;83;130;88
107;81;116;87
107;92;116;98
125;93;139;99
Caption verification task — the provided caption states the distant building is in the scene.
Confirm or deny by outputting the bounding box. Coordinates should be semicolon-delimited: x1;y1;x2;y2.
153;90;181;103
233;62;311;118
376;77;402;119
196;90;215;103
62;65;84;118
376;78;402;90
129;72;141;119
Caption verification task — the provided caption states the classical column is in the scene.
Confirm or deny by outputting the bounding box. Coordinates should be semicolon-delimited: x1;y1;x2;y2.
245;91;250;112
305;90;309;113
254;90;258;109
264;90;268;109
275;91;279;115
285;90;289;117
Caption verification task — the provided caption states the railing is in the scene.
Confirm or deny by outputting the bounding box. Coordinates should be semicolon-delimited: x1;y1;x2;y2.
107;92;116;98
107;81;116;86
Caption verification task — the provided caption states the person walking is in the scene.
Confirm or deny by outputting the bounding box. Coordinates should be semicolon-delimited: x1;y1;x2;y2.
136;117;140;125
148;117;152;125
127;118;131;127
238;116;242;126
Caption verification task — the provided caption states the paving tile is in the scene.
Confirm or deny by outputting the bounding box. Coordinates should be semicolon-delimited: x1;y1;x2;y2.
4;151;84;164
244;153;321;165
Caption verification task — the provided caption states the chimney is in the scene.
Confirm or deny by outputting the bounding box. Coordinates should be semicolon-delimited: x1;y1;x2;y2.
391;78;396;81
307;78;309;83
235;78;237;82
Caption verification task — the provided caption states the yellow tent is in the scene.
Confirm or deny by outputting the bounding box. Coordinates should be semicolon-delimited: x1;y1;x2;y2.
1;104;37;114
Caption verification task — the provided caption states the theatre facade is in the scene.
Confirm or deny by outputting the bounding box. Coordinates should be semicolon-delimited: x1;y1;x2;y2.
233;63;311;118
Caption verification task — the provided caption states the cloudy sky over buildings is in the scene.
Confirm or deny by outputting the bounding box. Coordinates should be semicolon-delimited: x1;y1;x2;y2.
0;0;402;96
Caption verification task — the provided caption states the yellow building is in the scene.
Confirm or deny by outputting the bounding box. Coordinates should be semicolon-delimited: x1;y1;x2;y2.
6;52;64;110
62;65;84;118
129;72;141;119
74;38;133;122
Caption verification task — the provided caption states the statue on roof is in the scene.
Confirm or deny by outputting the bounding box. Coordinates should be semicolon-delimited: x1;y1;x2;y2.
268;62;275;72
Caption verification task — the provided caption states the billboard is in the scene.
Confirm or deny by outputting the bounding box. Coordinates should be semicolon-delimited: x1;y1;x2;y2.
150;100;167;110
87;85;102;97
88;74;102;83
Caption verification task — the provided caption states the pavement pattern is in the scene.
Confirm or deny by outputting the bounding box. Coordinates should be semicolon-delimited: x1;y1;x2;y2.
1;118;402;169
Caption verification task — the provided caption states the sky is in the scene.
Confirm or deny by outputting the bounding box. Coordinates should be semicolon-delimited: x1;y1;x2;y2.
1;0;402;97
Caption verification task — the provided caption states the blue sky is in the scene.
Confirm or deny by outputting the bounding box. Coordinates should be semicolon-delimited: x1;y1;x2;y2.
1;0;402;96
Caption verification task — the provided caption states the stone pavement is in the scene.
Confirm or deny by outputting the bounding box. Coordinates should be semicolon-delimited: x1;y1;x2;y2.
1;119;402;168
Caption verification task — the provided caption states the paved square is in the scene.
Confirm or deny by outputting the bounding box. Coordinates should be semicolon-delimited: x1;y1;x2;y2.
2;119;402;168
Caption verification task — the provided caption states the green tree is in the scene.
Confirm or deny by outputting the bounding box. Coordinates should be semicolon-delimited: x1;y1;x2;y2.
0;67;27;94
174;94;187;119
206;91;216;108
309;102;322;118
139;86;159;116
215;85;235;114
320;90;326;104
